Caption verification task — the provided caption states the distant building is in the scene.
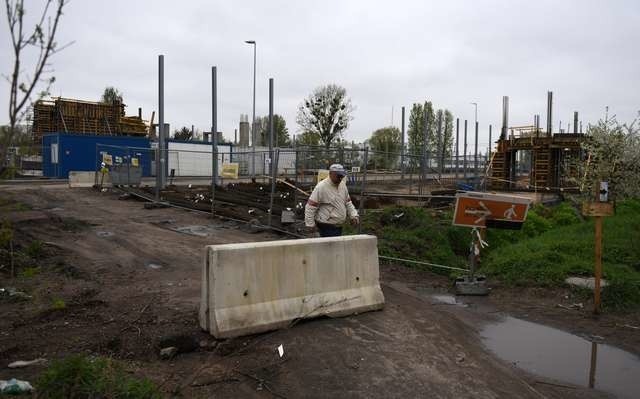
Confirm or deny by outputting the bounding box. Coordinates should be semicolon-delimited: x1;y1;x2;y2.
239;114;250;146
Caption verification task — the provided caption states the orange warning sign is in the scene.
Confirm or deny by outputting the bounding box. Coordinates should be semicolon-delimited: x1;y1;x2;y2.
453;192;532;229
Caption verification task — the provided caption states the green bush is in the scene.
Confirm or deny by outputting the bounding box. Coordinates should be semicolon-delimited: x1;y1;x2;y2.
483;199;640;309
51;299;66;310
36;355;161;399
25;240;44;258
20;266;40;278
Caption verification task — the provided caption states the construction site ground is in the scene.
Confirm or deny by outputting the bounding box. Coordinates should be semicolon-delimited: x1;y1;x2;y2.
1;184;638;398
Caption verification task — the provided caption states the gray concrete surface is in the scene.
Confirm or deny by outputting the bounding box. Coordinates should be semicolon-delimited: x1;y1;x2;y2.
199;235;385;338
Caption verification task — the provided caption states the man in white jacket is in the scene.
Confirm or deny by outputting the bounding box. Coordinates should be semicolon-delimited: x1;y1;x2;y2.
305;164;359;237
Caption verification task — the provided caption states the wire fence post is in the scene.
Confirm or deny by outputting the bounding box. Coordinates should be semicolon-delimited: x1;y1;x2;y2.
463;120;468;180
211;66;218;217
474;121;479;179
401;106;405;181
126;146;131;186
437;111;443;180
293;145;299;210
358;148;368;234
268;148;279;227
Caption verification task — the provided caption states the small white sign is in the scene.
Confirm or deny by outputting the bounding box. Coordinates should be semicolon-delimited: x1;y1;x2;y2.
351;166;361;173
599;181;609;202
276;344;284;358
51;143;59;164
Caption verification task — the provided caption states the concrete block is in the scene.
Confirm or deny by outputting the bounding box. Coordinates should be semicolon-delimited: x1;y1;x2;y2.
199;235;385;338
68;171;111;188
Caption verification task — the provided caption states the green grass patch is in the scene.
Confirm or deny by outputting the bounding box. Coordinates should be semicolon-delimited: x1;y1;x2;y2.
51;298;66;310
350;199;640;310
0;195;31;211
20;266;40;278
24;239;44;258
36;355;161;398
483;200;640;310
347;206;468;274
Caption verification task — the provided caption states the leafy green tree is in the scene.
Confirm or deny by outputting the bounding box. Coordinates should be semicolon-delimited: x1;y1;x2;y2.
296;131;321;146
173;126;193;141
255;114;290;147
296;84;354;149
368;126;401;170
443;109;454;158
3;0;69;173
407;101;435;166
101;86;123;104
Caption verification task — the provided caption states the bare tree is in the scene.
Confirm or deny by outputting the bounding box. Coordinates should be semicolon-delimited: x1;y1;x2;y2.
296;84;354;149
2;0;70;170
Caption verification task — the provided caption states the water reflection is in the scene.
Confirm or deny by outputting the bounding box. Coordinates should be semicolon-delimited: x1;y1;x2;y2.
481;316;640;399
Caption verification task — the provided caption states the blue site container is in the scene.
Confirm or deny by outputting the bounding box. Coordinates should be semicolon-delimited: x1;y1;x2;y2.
42;133;152;178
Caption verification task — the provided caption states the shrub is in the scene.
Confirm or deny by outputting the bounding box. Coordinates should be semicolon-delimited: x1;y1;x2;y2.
36;355;161;398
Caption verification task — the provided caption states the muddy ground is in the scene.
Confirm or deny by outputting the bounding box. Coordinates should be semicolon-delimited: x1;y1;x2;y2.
0;184;637;398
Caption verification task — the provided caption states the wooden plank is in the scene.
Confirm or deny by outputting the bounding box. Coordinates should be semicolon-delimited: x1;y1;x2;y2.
582;202;614;217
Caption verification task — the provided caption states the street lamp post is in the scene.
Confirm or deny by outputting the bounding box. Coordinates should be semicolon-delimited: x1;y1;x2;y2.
470;102;478;125
470;102;478;176
245;40;256;178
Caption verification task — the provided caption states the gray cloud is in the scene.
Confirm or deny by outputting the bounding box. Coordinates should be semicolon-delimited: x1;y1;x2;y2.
2;0;639;152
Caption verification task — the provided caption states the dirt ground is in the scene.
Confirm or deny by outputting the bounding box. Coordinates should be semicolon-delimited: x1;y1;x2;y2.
0;184;636;398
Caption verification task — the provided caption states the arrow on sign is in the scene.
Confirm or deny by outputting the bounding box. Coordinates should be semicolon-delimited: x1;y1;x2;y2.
464;201;492;224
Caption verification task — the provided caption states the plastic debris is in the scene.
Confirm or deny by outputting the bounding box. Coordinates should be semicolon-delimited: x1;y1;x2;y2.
8;358;46;369
276;344;284;358
0;379;34;394
0;287;32;301
160;347;178;360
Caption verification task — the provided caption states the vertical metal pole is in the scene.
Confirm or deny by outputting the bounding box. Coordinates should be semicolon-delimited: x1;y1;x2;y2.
474;121;479;178
268;148;279;226
436;111;443;179
455;118;460;179
421;107;430;194
546;91;553;136
358;148;368;233
155;54;164;200
293;144;299;212
488;124;492;160
594;215;603;314
589;342;598;388
573;111;579;134
268;78;274;176
401;106;405;180
500;96;509;141
249;42;257;179
211;66;218;216
463;120;468;179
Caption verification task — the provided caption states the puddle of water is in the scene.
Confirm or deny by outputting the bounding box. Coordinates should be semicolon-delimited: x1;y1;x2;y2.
430;294;468;307
171;225;218;237
481;316;640;399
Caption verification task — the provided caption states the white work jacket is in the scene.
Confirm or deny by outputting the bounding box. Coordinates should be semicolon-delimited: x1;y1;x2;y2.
304;178;358;227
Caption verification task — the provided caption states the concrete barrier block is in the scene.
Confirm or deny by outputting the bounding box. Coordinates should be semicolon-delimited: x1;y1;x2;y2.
68;171;111;188
199;235;385;338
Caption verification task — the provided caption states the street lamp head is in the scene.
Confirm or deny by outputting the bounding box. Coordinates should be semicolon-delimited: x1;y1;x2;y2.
245;40;255;44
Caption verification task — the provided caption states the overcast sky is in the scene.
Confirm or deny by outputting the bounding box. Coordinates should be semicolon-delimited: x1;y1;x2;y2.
2;0;639;152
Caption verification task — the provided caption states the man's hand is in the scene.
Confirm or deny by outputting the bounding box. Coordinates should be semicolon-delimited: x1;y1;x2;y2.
350;216;359;226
